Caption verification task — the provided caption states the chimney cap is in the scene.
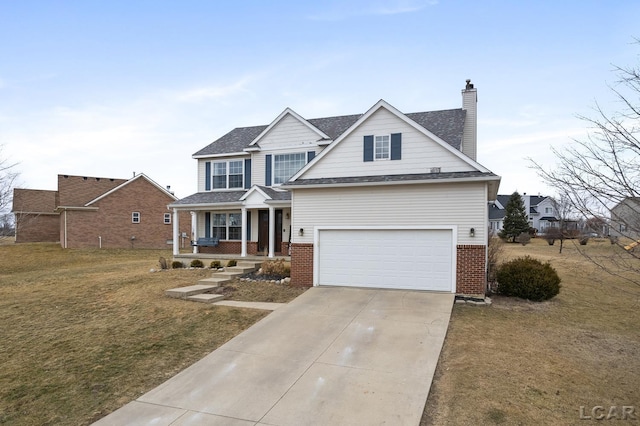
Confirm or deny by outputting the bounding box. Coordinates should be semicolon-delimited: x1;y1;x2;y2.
465;79;474;89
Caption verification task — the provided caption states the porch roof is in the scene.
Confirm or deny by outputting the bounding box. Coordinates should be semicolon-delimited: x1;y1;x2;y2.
169;186;291;209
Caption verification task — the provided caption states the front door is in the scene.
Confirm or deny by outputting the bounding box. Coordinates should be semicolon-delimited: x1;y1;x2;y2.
257;209;283;254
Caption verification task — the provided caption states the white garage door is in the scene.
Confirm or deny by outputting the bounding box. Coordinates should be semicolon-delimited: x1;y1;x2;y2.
317;228;454;292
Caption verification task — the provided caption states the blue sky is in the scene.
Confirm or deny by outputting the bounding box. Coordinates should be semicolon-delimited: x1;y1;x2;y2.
1;1;638;199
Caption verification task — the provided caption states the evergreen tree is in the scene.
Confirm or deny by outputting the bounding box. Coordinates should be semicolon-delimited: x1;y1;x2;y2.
499;192;530;242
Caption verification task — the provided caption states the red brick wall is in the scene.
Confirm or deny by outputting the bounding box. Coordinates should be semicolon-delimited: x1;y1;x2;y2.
14;213;60;243
63;178;191;249
290;243;313;287
456;245;486;295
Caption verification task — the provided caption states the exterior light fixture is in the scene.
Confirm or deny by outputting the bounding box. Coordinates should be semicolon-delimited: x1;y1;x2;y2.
469;228;475;237
298;228;304;236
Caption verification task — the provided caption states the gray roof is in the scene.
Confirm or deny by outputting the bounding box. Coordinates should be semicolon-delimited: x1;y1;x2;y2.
170;186;291;207
193;108;466;157
406;109;466;150
257;186;292;201
170;191;247;205
489;203;505;220
284;171;497;187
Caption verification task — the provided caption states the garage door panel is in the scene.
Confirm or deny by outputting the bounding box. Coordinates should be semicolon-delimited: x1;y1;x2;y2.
317;229;453;291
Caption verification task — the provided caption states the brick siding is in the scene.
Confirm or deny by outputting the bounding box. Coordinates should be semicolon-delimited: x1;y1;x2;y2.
14;213;59;243
456;245;486;295
290;243;314;287
63;178;191;249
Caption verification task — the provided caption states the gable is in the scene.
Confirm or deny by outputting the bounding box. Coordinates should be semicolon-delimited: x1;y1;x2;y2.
299;107;477;180
254;112;324;150
57;175;127;207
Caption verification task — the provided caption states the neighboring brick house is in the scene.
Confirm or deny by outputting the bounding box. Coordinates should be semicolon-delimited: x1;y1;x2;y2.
12;173;191;249
12;189;59;243
169;80;501;295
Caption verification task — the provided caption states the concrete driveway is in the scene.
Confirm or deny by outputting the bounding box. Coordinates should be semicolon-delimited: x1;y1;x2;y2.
94;287;454;425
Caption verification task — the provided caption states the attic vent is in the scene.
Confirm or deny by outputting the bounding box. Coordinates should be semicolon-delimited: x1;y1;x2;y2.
430;167;441;173
83;177;88;180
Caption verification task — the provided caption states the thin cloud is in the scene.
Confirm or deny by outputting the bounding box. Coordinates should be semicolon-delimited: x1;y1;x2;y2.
175;76;256;102
307;0;436;21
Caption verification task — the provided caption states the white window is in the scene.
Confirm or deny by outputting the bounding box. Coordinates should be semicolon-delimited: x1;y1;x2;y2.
164;213;171;224
374;135;390;160
132;212;140;223
212;160;243;189
274;153;306;185
545;207;553;214
211;212;242;240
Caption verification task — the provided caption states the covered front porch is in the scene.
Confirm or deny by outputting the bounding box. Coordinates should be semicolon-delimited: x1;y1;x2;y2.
169;186;292;259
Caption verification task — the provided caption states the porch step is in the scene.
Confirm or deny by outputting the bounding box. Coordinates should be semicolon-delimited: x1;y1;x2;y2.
165;284;219;299
187;293;227;304
224;265;259;274
198;277;230;286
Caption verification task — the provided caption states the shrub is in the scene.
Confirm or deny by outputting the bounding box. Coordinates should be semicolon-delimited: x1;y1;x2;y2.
546;238;555;245
609;235;618;245
496;256;561;301
261;259;291;277
158;256;169;269
171;261;184;269
517;231;531;246
227;259;237;267
579;236;589;245
210;260;221;269
190;259;204;268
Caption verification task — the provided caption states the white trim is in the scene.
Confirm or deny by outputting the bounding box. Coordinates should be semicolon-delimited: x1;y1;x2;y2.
282;175;501;190
249;108;330;147
313;225;457;293
289;99;492;182
210;159;245;190
193;152;250;159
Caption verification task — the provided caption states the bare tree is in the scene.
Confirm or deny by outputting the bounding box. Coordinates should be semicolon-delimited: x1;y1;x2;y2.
546;195;578;254
530;46;640;285
0;145;19;215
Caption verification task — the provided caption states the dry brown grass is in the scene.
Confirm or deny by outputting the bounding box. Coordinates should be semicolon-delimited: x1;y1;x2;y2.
0;243;304;425
422;238;640;425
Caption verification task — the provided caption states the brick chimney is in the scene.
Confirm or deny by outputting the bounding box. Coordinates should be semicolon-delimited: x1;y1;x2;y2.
461;79;477;161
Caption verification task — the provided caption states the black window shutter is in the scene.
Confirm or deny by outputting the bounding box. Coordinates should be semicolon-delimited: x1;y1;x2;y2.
391;133;402;160
265;154;272;186
307;151;316;162
246;211;252;240
204;212;211;238
363;135;374;162
205;161;211;190
244;159;252;189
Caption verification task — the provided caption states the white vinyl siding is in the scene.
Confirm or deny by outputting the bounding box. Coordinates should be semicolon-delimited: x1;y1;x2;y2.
303;108;475;179
197;156;248;192
291;181;487;245
257;113;321;150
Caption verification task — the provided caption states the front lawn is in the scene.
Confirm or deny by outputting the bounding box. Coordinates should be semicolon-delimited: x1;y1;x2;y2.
0;243;303;425
422;238;640;424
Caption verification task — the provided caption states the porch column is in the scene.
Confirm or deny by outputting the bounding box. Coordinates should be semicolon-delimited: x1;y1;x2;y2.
241;207;247;257
172;208;179;256
192;211;198;254
268;206;275;258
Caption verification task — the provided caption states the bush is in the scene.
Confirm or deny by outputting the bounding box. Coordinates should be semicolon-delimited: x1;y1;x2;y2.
496;256;561;301
210;260;221;269
517;231;531;246
190;259;204;268
227;259;237;267
261;259;291;277
609;235;618;245
171;261;184;269
579;236;589;245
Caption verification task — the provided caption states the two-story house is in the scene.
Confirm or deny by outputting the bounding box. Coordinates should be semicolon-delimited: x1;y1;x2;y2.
169;81;501;295
489;193;559;234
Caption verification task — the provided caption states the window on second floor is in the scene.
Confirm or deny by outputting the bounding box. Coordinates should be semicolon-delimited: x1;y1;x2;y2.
374;135;390;160
212;160;243;189
274;153;306;185
545;207;553;214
